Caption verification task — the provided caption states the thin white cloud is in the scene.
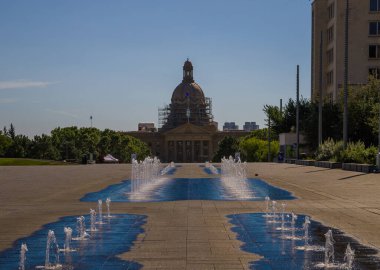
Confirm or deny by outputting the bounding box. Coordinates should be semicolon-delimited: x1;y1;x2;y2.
0;98;17;104
45;109;79;119
0;80;58;90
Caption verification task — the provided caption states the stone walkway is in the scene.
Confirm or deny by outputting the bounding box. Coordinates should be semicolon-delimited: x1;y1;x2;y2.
0;163;379;269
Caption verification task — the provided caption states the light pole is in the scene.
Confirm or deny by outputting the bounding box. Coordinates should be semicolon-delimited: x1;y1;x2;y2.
343;0;349;148
378;98;380;169
90;116;93;128
268;117;271;162
318;31;323;146
296;65;300;160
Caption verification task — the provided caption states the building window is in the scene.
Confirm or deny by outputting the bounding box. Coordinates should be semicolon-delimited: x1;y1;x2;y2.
369;22;380;35
369;67;380;79
326;70;334;86
369;45;380;58
327;26;334;43
328;3;335;20
370;0;380;12
327;48;334;64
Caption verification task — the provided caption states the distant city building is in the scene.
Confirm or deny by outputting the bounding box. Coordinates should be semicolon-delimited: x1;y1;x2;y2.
223;122;239;131
311;0;380;103
243;122;259;132
126;60;249;162
138;123;156;132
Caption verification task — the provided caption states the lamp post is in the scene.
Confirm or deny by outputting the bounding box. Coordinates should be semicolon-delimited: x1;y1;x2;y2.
296;65;300;160
343;0;349;148
318;31;323;146
268;117;271;162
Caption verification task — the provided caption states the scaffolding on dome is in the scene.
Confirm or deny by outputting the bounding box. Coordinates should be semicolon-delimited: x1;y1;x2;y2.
158;97;214;130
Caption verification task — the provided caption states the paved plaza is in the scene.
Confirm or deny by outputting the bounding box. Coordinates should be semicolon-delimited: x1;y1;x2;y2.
0;163;379;269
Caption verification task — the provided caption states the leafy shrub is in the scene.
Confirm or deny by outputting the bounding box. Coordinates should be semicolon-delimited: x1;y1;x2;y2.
315;138;343;161
340;142;377;164
239;137;279;162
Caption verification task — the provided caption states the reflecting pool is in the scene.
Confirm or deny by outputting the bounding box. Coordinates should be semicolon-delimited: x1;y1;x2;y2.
228;213;380;270
0;214;146;270
81;178;296;202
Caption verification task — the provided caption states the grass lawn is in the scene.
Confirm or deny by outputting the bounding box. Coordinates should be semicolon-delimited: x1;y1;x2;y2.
0;158;70;166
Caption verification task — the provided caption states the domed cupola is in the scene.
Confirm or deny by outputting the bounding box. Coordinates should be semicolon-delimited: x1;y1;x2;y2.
160;59;214;130
171;59;206;105
183;58;194;83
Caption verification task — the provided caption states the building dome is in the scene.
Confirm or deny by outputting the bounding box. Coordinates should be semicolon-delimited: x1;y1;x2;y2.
171;81;206;105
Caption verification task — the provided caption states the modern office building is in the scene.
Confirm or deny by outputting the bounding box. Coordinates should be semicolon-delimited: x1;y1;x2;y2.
311;0;380;102
243;122;259;132
223;122;239;131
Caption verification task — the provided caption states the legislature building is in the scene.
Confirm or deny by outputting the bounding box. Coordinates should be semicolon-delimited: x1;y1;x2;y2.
127;59;249;163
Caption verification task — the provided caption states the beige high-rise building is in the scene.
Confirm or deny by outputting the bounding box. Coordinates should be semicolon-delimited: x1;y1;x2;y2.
311;0;380;102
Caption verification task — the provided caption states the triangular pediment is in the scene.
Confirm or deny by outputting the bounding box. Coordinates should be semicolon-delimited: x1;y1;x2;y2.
163;123;215;135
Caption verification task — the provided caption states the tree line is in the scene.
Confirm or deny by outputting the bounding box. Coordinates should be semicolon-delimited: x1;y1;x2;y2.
263;76;380;150
0;125;151;163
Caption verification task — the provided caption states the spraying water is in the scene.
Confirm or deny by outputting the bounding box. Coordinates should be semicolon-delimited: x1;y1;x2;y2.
131;157;162;193
281;203;286;230
344;243;355;269
90;209;97;232
72;216;88;240
264;196;270;217
18;243;28;270
205;162;219;174
63;227;74;252
303;216;311;246
97;200;104;224
36;230;61;269
106;197;112;218
291;212;297;239
324;229;335;266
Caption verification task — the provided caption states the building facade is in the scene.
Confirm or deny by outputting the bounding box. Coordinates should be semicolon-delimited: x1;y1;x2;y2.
126;60;250;162
223;122;239;131
243;122;259;132
311;0;380;102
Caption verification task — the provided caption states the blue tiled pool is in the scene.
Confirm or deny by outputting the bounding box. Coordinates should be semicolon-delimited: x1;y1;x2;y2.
0;214;146;270
228;213;380;270
81;178;296;202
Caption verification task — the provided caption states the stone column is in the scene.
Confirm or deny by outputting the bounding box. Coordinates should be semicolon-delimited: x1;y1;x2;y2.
191;141;195;163
182;141;186;163
200;140;204;162
174;141;177;162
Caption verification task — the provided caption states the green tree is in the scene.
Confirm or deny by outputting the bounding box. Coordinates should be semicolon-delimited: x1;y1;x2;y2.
213;136;239;162
30;134;60;160
0;131;12;157
239;137;279;162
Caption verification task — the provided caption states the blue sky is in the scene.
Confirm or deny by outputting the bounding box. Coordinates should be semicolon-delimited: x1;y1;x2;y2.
0;0;311;137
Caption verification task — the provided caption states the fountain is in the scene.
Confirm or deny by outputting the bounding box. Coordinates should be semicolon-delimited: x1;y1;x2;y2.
36;230;62;269
263;196;270;217
220;156;251;199
96;199;106;224
267;200;278;223
295;216;324;251
280;203;286;230
90;209;97;232
304;216;311;246
61;227;75;252
160;161;175;175
106;197;113;218
324;229;335;266
344;243;355;269
205;161;219;174
72;216;88;240
18;243;28;270
221;156;247;181
131;157;165;193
